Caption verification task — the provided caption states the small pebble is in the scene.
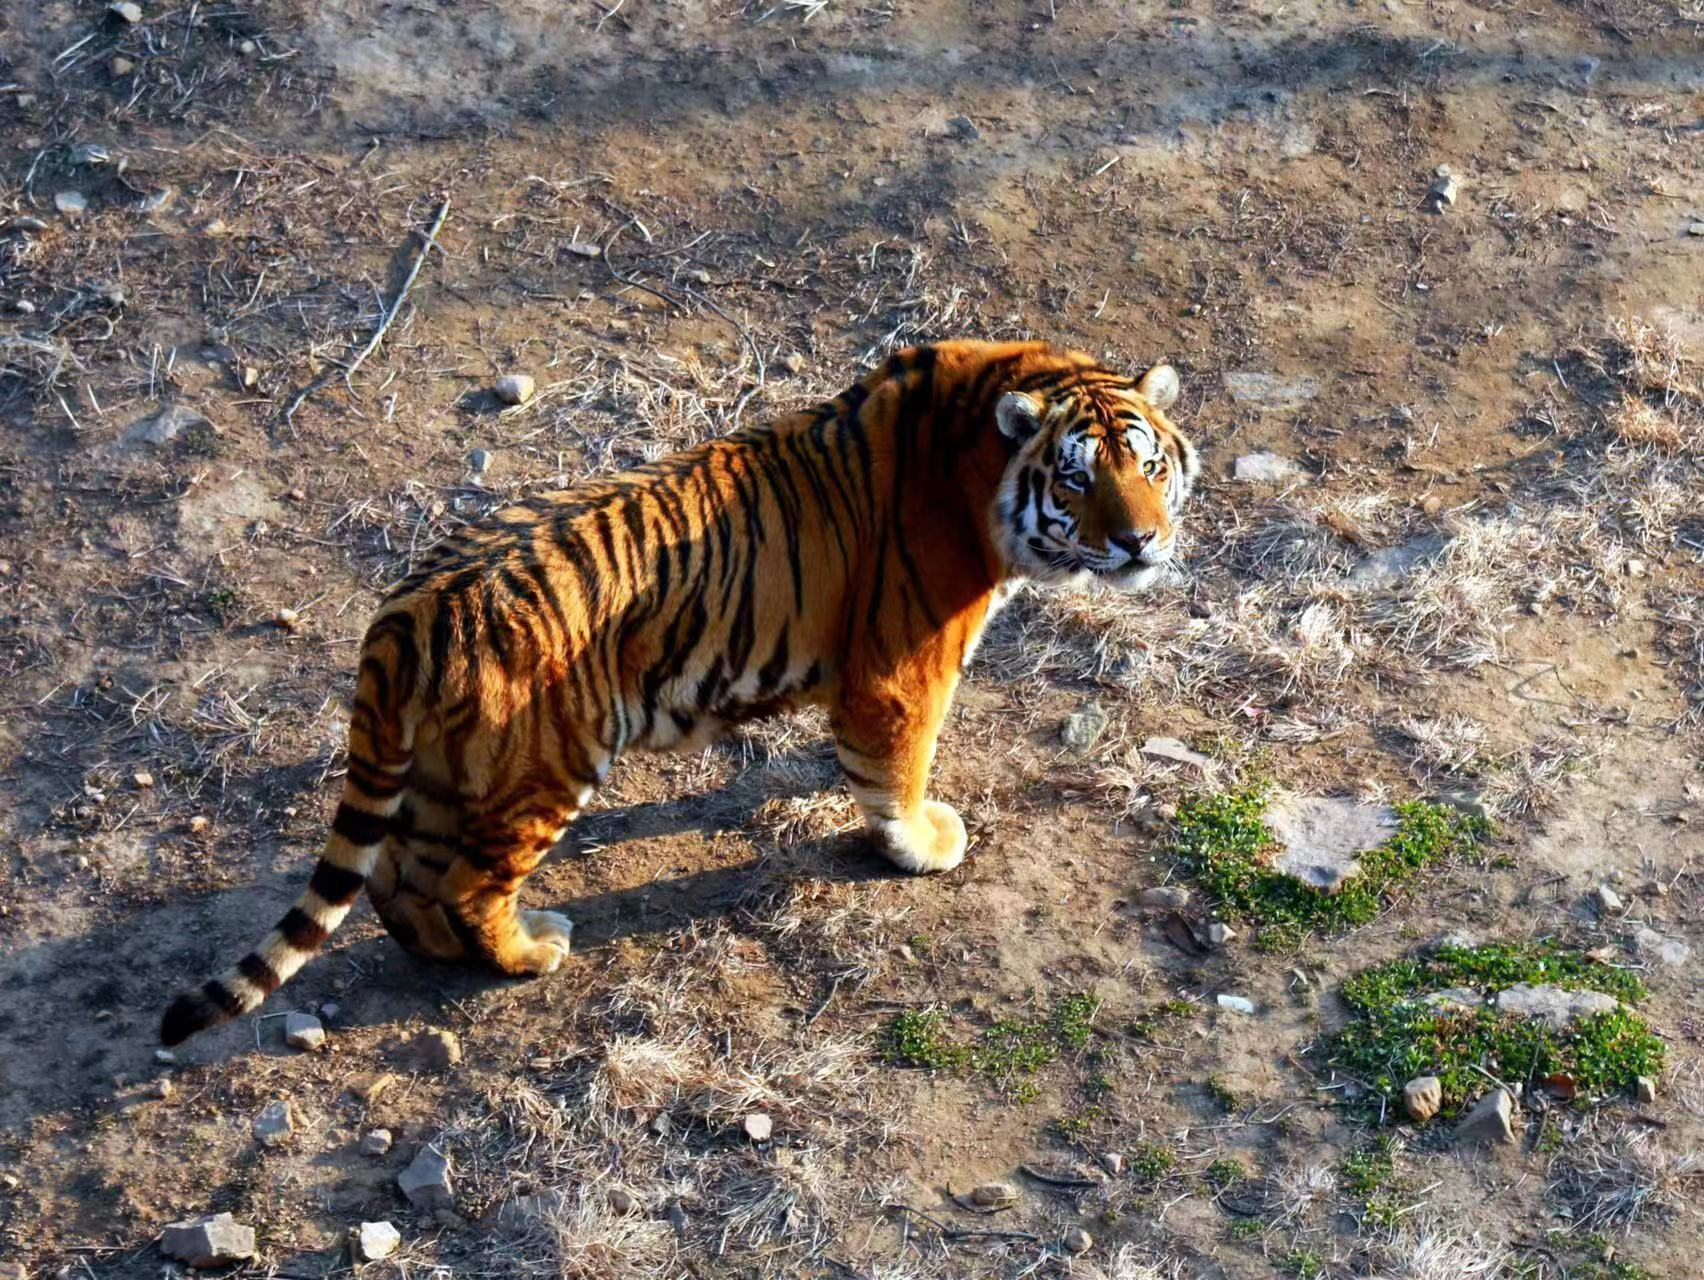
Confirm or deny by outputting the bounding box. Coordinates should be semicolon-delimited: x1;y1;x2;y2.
1203;921;1237;947
1099;1152;1125;1176
354;1220;401;1262
1063;1226;1093;1254
946;115;981;140
201;218;228;236
149;1077;175;1100
1138;886;1190;910
361;1128;393;1156
564;240;602;258
970;1181;1017;1207
469;448;492;474
110;1;144;22
743;1113;773;1142
284;1011;326;1051
608;1187;636;1214
154;1048;176;1064
781;352;807;375
1402;1075;1442;1123
238;39;258;56
1216;993;1256;1015
1688;222;1704;237
54;191;88;218
253;1099;294;1147
274;606;301;631
1625;558;1647;577
133;771;155;788
1635;1075;1658;1105
1429;171;1461;208
110;55;135;76
1595;884;1624;915
494;374;535;405
188;814;211;834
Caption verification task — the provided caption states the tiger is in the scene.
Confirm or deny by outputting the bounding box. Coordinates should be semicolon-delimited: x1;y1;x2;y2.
161;339;1199;1045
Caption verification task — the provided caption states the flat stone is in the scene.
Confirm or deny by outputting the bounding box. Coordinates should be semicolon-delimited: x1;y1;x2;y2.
1455;1089;1515;1146
345;1071;397;1103
1493;984;1621;1032
1099;1152;1125;1176
743;1113;773;1142
1634;927;1690;967
252;1099;293;1147
1232;450;1309;483
1225;373;1320;413
161;1213;256;1268
564;240;602;258
970;1181;1018;1208
1202;921;1237;947
1063;1226;1093;1254
110;2;144;22
1348;534;1452;589
1266;795;1397;895
1216;994;1256;1015
398;1144;454;1211
1402;1075;1442;1123
360;1128;393;1156
1421;987;1486;1012
488;1190;567;1232
608;1187;636;1214
124;402;210;447
1635;1075;1658;1104
55;191;89;218
354;1221;400;1262
1061;703;1108;752
284;1011;325;1051
1594;884;1624;914
469;448;491;474
398;1028;461;1072
1138;886;1191;910
946;115;981;140
1141;736;1214;771
1430;173;1461;208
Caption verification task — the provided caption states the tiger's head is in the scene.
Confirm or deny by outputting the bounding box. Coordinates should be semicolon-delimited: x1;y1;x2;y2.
991;360;1200;591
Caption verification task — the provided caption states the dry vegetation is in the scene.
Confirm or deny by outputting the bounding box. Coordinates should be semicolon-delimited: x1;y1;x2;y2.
1;1;1702;1279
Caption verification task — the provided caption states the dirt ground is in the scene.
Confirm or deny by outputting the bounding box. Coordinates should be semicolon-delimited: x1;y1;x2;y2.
1;1;1702;1277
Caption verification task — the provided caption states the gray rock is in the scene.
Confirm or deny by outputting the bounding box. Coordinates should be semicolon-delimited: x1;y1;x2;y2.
1634;927;1690;967
1425;930;1481;954
1063;1226;1093;1254
469;448;492;474
124;402;210;447
1266;795;1398;895
667;1202;690;1234
564;240;602;258
1455;1089;1515;1146
1429;171;1461;209
494;374;535;406
1202;921;1237;947
1689;222;1704;238
398;1144;454;1211
1594;884;1624;915
354;1221;400;1262
54;191;89;218
1437;789;1489;822
1348;534;1452;590
488;1190;567;1231
1635;1075;1658;1104
1061;703;1108;753
1138;886;1190;910
1493;983;1621;1032
1216;993;1256;1015
1141;736;1214;771
946;115;981;140
360;1128;393;1157
608;1187;637;1214
1402;1075;1442;1122
70;144;113;167
161;1213;256;1268
743;1113;773;1142
110;2;144;22
1099;1152;1125;1176
284;1011;325;1051
1232;451;1309;484
252;1099;294;1147
1225;373;1320;413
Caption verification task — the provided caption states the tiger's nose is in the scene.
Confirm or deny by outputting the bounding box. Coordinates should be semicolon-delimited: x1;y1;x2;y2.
1108;531;1153;561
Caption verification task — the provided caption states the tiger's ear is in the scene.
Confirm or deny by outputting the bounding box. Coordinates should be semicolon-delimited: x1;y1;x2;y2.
1137;363;1180;410
996;392;1044;442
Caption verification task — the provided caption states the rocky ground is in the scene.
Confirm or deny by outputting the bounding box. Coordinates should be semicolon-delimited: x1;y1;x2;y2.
1;1;1701;1278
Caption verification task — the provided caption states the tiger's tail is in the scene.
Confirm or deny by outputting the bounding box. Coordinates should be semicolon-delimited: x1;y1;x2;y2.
160;613;420;1046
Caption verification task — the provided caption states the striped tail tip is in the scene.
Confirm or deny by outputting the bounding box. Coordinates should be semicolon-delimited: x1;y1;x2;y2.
160;980;244;1046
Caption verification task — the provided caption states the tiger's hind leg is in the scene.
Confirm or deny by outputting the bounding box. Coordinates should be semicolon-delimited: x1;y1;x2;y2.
366;794;467;962
438;796;581;977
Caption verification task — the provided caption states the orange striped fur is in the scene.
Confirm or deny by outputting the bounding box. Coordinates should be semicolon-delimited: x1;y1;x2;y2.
160;340;1198;1045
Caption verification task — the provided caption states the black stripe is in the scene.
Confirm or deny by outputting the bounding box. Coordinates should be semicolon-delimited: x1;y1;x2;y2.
238;952;282;994
203;978;244;1016
308;860;366;904
841;764;876;788
332;802;391;846
279;907;330;950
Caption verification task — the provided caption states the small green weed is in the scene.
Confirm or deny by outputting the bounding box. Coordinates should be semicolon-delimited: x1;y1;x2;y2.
1130;997;1196;1038
880;994;1102;1101
1339;1136;1403;1227
1171;790;1489;948
1205;1073;1242;1112
1128;1139;1175;1182
1228;1218;1265;1242
1279;1249;1326;1278
1205;1157;1247;1189
1328;943;1665;1116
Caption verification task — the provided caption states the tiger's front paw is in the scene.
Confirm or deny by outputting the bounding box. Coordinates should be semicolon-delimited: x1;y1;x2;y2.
514;909;575;975
872;801;967;874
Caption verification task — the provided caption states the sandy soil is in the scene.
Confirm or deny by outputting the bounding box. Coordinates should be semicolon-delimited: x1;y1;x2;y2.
1;1;1701;1277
